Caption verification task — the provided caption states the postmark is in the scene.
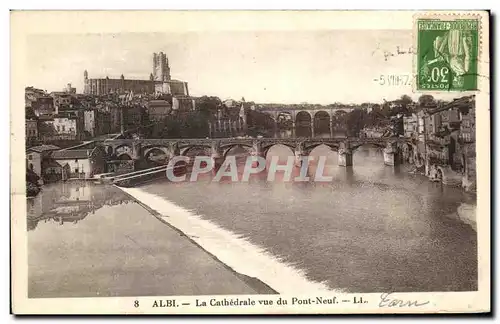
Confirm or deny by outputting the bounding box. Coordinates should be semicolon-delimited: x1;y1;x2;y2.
415;16;480;91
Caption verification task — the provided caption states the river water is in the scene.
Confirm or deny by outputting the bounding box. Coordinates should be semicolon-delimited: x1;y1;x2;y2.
136;145;477;293
26;145;477;295
27;181;275;297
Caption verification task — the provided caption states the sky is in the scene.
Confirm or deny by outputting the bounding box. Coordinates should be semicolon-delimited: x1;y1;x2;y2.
26;30;458;104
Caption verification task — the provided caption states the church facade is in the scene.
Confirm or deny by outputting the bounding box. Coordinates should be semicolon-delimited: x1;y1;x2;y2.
83;52;189;96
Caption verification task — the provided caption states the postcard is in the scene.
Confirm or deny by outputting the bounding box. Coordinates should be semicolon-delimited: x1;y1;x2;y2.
11;10;490;314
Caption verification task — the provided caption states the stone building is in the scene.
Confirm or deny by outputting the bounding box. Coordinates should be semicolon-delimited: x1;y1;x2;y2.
440;108;461;130
108;106;122;133
460;105;475;143
459;102;476;191
51;147;106;179
122;106;145;131
32;96;55;117
148;100;172;121
403;114;419;138
25;87;47;108
172;96;196;112
83;52;190;97
42;112;85;141
84;109;111;138
26;145;61;179
25;119;39;144
64;83;76;94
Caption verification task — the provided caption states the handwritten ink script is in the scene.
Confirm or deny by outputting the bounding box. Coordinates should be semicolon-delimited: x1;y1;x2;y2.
372;45;416;61
378;293;430;308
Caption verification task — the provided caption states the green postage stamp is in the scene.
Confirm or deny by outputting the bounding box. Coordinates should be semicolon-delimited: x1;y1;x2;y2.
416;17;479;91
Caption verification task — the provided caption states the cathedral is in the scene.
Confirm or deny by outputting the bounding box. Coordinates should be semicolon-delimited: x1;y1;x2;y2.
83;52;190;96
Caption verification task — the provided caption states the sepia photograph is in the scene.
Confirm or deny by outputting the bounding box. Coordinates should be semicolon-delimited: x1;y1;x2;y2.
11;10;490;314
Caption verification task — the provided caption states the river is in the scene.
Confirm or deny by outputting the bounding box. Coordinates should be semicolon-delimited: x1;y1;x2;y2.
26;145;477;295
134;145;477;293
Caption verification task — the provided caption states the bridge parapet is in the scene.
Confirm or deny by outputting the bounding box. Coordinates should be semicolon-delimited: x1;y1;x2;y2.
100;137;412;168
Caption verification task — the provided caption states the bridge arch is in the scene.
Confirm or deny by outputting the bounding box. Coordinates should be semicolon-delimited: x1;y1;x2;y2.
263;143;295;160
115;144;133;157
221;143;253;159
304;142;339;153
308;143;340;167
117;153;132;160
295;111;312;137
350;142;388;151
142;146;169;158
295;110;313;123
313;111;331;137
181;145;212;157
313;110;331;118
144;147;168;164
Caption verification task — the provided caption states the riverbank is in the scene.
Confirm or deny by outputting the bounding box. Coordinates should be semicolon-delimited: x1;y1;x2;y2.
456;203;477;232
28;182;274;298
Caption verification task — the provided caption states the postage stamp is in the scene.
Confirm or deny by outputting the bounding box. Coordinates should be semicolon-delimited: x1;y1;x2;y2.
416;16;480;91
10;10;490;315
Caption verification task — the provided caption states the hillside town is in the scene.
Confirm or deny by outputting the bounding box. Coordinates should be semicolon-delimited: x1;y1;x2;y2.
25;52;476;197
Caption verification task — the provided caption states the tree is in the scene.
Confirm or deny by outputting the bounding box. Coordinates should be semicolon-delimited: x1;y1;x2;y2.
332;110;348;129
398;94;414;115
346;109;366;137
196;96;221;119
26;167;40;184
400;94;413;106
381;100;391;117
418;94;436;108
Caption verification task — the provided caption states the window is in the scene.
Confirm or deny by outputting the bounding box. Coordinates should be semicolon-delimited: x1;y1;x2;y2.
57;125;60;132
62;125;65;132
75;168;79;173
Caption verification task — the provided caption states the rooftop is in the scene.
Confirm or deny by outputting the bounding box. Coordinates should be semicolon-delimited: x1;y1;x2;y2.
51;149;92;160
38;115;55;121
27;144;61;153
148;100;171;107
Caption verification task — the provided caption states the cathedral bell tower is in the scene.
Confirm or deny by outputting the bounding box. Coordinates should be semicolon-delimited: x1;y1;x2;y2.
83;70;89;94
153;52;171;82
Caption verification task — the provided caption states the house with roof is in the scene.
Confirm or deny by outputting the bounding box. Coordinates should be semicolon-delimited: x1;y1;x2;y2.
51;147;106;180
26;145;61;180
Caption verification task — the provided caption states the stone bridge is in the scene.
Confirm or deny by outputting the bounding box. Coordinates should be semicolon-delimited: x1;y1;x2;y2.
99;137;413;167
258;106;356;137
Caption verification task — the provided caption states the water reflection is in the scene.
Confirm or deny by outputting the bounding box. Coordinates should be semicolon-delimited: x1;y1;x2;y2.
26;181;133;231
